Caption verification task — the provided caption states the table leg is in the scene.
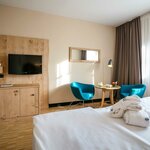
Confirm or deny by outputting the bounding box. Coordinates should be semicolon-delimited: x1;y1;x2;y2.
100;90;105;107
110;90;114;105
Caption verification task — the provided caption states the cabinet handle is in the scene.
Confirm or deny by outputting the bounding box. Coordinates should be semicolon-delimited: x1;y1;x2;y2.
14;90;18;93
31;94;35;96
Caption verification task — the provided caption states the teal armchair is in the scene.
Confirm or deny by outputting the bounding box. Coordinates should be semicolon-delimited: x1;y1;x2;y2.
70;82;95;106
120;84;146;98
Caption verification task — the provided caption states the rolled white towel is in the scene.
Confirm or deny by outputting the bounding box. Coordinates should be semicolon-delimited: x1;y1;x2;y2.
123;95;142;111
145;109;150;118
123;95;141;102
124;101;142;111
110;107;125;118
110;100;125;118
110;96;142;118
123;110;150;128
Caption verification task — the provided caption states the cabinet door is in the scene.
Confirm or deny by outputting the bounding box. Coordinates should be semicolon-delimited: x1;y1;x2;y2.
0;90;5;119
20;88;39;116
0;89;19;119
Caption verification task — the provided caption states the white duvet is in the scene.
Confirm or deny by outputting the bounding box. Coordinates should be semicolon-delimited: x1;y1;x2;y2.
33;97;150;150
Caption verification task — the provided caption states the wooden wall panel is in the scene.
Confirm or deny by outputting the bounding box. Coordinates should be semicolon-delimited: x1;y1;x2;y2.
0;35;49;112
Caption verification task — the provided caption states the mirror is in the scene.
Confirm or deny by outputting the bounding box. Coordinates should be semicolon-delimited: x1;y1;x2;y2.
69;47;100;63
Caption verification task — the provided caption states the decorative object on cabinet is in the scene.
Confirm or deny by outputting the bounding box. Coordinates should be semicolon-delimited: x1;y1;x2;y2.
0;62;4;78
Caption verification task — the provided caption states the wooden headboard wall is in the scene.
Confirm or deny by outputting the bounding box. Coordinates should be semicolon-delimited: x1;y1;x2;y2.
0;35;49;112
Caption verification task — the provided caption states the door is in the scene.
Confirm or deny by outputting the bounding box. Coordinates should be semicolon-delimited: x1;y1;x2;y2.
0;89;5;119
20;87;39;116
0;88;19;119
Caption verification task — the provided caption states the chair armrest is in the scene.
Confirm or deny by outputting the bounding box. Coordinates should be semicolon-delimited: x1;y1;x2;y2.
129;88;145;97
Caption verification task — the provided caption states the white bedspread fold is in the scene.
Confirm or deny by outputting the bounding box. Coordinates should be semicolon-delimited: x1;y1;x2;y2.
123;110;150;127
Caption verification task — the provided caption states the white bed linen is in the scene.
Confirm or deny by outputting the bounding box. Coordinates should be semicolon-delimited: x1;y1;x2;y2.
33;97;150;150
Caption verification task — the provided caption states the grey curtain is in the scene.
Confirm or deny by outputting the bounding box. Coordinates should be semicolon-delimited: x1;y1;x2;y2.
112;17;142;85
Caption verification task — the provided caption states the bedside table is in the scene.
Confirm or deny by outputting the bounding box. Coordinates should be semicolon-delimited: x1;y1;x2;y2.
95;85;121;107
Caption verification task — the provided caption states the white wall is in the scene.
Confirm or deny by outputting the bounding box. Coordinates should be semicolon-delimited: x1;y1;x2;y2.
0;5;115;104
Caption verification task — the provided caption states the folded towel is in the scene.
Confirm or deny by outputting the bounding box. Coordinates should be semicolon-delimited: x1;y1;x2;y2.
145;109;150;118
123;95;141;102
110;95;142;118
124;101;142;111
123;95;142;111
110;100;125;117
123;110;150;128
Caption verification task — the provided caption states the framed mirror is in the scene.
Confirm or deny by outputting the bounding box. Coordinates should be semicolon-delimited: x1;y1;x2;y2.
69;47;100;63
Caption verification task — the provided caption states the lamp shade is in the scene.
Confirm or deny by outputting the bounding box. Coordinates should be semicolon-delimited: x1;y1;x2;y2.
108;59;113;67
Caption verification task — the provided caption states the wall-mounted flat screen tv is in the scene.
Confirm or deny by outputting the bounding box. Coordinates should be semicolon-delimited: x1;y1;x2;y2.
8;54;42;75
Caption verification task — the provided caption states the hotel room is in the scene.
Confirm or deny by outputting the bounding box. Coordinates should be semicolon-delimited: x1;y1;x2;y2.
0;0;150;149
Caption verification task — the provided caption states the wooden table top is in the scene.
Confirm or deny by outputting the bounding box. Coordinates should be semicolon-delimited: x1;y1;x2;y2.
95;85;121;90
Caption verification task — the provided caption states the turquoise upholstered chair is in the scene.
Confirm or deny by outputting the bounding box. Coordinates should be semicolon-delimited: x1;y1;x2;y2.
120;84;146;98
70;82;95;107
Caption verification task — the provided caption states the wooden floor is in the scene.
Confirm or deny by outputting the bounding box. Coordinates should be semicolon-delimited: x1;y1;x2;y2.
0;102;108;150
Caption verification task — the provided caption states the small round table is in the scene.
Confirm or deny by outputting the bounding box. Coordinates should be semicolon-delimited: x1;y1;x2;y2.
95;85;121;107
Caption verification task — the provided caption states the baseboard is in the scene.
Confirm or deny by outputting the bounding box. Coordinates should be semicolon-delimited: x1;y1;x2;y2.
49;98;110;107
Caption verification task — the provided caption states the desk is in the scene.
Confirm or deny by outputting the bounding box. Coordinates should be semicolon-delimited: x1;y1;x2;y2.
95;85;120;107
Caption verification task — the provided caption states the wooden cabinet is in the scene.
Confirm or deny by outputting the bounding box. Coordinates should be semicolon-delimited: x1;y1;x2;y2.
0;84;39;119
0;88;19;119
20;88;39;116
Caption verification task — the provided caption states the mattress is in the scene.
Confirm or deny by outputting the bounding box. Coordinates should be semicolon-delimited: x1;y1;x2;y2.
33;97;150;150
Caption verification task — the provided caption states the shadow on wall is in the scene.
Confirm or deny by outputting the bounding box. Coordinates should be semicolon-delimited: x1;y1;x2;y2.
49;84;78;104
50;60;100;104
56;60;70;87
56;60;96;87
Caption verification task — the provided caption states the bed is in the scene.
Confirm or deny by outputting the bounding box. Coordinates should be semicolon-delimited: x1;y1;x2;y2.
33;97;150;150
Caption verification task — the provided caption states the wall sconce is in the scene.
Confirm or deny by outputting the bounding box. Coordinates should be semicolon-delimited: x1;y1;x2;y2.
0;62;4;78
107;59;113;68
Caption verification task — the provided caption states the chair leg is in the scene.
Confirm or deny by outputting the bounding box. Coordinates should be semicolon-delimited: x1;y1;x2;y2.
92;99;94;108
83;100;85;107
67;101;74;110
68;100;86;110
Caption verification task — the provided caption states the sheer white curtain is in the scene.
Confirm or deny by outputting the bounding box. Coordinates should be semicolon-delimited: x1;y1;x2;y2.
141;13;150;96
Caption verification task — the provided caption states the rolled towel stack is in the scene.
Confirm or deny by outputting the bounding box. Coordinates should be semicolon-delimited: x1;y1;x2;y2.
123;100;142;111
123;110;150;128
110;100;125;117
123;95;141;102
110;95;142;118
110;95;150;128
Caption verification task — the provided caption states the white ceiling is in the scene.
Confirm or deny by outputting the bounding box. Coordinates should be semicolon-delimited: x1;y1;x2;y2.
0;0;150;26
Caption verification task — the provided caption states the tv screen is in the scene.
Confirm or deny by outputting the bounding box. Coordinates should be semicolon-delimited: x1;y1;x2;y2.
8;54;42;75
